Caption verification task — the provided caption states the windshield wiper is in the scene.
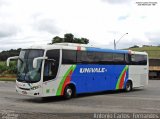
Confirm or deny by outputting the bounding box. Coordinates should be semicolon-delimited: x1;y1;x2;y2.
18;57;23;63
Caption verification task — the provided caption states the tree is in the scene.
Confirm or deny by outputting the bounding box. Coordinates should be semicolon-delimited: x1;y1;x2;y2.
129;45;139;48
64;33;74;43
73;38;85;44
0;48;21;61
51;33;89;44
81;38;89;44
52;36;63;44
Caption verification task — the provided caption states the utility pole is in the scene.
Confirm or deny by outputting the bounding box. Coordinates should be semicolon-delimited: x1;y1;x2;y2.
114;39;116;50
114;33;128;49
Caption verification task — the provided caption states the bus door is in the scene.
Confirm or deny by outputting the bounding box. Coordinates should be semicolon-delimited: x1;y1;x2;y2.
43;50;60;95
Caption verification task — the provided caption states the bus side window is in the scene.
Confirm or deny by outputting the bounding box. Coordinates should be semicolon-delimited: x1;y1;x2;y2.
113;53;125;64
77;51;90;64
131;54;137;65
43;50;60;82
131;54;147;65
131;54;135;62
86;52;96;64
125;54;129;64
100;52;113;64
62;50;76;64
77;51;97;64
44;60;55;76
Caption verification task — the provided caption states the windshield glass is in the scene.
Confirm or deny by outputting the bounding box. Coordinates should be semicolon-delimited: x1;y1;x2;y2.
17;49;44;83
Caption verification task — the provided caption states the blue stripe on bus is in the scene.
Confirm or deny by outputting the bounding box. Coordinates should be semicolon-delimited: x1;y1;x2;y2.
86;47;128;54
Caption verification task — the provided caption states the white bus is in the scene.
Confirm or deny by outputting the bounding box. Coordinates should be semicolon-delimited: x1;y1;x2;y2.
7;43;148;99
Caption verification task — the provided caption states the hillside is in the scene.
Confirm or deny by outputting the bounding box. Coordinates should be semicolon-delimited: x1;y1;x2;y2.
0;49;21;61
128;46;160;59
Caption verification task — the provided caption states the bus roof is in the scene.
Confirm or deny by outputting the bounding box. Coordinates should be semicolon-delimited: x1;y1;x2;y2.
28;43;147;55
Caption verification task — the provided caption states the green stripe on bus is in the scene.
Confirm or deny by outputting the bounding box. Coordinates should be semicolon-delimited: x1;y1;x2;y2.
56;65;76;95
116;65;128;89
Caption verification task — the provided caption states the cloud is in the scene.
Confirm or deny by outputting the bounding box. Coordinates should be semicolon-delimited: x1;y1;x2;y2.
146;32;160;39
0;0;159;51
102;0;132;4
32;18;60;35
0;23;20;38
124;38;149;48
0;35;52;51
0;0;8;7
145;32;160;45
118;15;129;20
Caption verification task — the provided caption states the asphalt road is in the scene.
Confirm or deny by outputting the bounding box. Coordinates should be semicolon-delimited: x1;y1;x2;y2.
0;80;160;119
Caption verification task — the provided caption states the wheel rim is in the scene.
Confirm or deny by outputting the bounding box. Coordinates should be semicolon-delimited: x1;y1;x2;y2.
66;88;72;97
126;83;131;91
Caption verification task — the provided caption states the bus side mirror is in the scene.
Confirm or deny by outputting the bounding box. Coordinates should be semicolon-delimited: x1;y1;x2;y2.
7;56;19;67
33;57;48;68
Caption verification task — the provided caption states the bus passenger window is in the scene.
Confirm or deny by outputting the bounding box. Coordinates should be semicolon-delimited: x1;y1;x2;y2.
62;50;76;64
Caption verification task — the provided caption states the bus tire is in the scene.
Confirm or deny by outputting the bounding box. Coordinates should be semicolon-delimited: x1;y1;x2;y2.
125;81;132;92
64;85;73;99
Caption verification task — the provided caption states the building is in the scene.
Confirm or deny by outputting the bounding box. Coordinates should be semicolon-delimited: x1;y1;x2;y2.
149;58;160;79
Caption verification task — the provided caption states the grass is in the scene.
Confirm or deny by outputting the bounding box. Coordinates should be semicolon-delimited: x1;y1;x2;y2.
128;46;160;59
0;60;16;65
0;61;6;65
0;77;16;81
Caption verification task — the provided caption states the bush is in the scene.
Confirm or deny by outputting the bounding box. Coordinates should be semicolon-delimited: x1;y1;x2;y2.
0;61;17;75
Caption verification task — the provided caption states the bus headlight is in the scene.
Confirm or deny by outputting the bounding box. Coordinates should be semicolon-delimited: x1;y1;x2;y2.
31;86;40;90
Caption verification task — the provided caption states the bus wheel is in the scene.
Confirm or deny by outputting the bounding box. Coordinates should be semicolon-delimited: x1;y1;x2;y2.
64;86;73;99
125;81;132;92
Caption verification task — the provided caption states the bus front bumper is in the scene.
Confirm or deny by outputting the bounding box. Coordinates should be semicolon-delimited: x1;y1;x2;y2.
16;86;42;97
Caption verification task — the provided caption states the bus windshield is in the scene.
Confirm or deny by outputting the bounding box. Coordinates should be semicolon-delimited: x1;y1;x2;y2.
17;49;44;83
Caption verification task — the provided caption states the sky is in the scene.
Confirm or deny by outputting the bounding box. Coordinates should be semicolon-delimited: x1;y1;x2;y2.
0;0;159;52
